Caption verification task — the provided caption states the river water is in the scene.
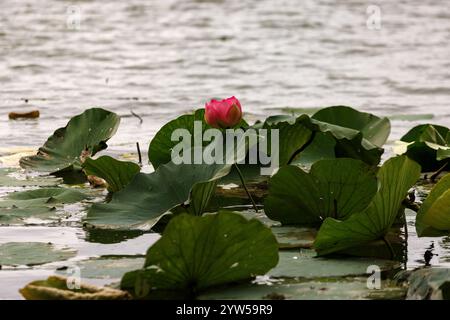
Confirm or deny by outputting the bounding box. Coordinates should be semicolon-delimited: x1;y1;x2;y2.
1;0;450;299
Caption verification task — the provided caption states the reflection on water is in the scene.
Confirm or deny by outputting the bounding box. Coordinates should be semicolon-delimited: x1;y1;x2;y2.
1;0;450;298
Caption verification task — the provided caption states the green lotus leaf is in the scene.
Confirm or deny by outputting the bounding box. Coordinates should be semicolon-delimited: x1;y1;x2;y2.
0;206;57;225
262;115;313;166
148;109;247;169
55;256;146;280
120;212;279;299
0;242;76;266
86;131;257;230
264;158;378;225
290;131;336;167
416;173;450;236
198;277;405;300
0;168;62;187
84;161;232;230
82;156;140;193
311;105;391;148
269;250;400;278
262;106;390;167
20;108;120;175
399;124;450;171
0;188;89;208
314;156;421;255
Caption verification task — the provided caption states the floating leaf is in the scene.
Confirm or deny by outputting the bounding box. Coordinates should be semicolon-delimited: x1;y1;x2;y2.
0;242;76;266
199;277;405;300
314;156;421;255
416;173;450;236
269;250;400;278
56;256;145;280
406;268;450;300
20;108;120;175
86;133;256;230
85;161;232;230
265;158;378;225
271;226;316;249
120;212;279;299
0;206;57;225
398;124;450;172
0;188;89;208
82;156;140;192
0;168;61;187
20;276;130;300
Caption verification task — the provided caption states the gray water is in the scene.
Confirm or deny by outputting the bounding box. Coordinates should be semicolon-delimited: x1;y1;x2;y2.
1;0;450;299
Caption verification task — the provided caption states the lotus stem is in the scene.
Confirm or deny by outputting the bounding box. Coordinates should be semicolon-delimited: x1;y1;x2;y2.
136;142;142;167
382;235;395;260
403;211;408;242
403;211;409;270
430;162;449;182
234;163;258;212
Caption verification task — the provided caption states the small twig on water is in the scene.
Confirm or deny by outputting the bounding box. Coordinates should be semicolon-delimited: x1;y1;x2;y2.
234;163;258;212
136;142;142;167
131;110;143;124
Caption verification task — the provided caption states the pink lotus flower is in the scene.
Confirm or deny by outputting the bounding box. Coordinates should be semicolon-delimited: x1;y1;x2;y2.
204;96;242;129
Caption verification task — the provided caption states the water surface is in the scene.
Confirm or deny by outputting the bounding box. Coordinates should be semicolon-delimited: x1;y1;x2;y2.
1;0;450;299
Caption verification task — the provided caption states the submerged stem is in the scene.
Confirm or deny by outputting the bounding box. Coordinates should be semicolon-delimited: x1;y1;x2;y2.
234;163;258;212
403;211;409;270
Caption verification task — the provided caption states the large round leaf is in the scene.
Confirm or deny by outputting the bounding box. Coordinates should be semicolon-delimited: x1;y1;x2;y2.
0;188;89;208
120;212;279;299
86;134;256;230
262;106;390;167
84;161;232;230
20;108;120;174
262;116;313;166
265;158;378;225
82;156;140;193
198;277;405;300
0;242;76;266
0;168;62;187
399;124;450;172
0;207;58;225
269;250;400;278
148;109;247;169
312;105;391;148
314;156;421;255
416;173;450;236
